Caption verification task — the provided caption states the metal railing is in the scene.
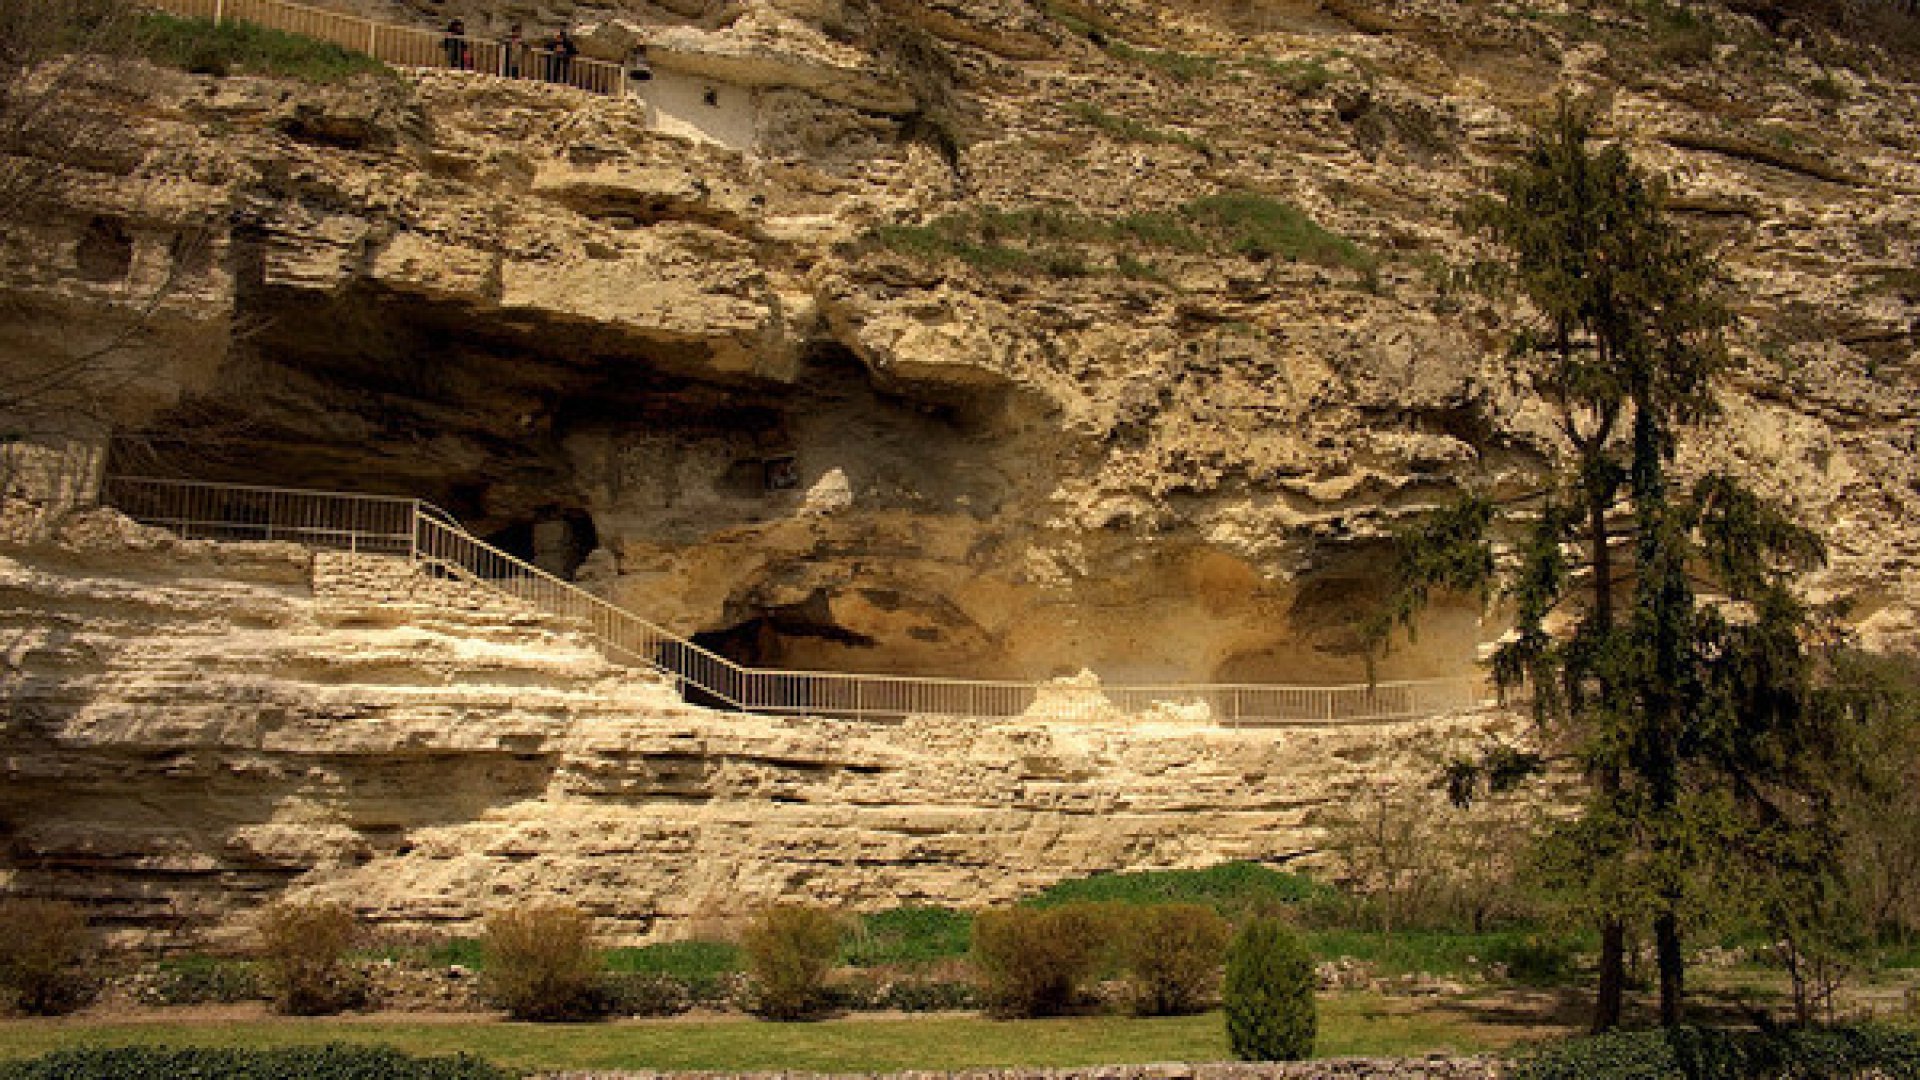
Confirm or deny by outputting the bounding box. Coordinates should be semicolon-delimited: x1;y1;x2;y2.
102;476;1490;725
144;0;628;96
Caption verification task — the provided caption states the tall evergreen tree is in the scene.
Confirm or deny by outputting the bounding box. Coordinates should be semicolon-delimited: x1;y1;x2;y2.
1374;97;1834;1029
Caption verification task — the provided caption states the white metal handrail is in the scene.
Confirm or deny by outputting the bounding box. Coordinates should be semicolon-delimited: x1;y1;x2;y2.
143;0;628;96
101;475;1490;725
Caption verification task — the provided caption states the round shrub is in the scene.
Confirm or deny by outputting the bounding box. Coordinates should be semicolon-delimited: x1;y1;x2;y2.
1223;916;1316;1061
257;901;363;1016
480;904;603;1021
742;905;842;1020
1120;902;1230;1016
971;903;1108;1018
0;899;93;1015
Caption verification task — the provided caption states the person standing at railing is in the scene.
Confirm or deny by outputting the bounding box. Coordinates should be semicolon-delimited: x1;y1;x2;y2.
442;19;471;71
502;22;527;79
544;29;577;85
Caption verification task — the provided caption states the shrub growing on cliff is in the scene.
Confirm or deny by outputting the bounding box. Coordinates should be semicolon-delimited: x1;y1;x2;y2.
742;905;843;1020
480;904;603;1021
1224;916;1316;1061
971;904;1109;1017
133;14;392;82
258;901;363;1015
0;899;93;1015
1119;903;1230;1015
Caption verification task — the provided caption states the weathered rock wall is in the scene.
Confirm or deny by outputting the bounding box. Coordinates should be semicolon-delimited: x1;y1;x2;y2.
0;510;1524;944
8;0;1917;690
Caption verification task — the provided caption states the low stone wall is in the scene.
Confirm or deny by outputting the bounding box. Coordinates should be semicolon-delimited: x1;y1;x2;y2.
539;1061;1504;1080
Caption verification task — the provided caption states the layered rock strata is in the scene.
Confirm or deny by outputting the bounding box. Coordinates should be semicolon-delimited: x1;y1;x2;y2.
0;510;1520;944
10;0;1917;686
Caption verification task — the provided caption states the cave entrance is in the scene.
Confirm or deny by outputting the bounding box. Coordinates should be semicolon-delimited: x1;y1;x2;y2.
675;592;877;713
482;509;598;580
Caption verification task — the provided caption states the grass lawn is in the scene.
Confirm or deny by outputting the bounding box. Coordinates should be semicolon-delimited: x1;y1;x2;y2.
0;995;1542;1074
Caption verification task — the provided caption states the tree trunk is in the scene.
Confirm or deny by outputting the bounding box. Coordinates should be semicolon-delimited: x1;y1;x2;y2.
1586;487;1626;1032
1656;911;1684;1026
1594;916;1626;1032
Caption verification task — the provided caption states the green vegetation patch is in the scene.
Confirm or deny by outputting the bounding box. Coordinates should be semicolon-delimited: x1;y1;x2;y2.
604;939;744;979
143;955;264;1006
1241;55;1337;95
0;999;1525;1071
869;195;1370;279
0;1044;510;1080
1103;39;1219;81
1029;862;1332;917
1510;1024;1920;1080
134;14;391;82
1303;928;1584;986
846;906;973;967
1066;102;1207;152
1185;192;1373;271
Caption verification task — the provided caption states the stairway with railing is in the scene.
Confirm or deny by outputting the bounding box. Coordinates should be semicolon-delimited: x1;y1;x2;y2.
98;475;1490;725
144;0;629;96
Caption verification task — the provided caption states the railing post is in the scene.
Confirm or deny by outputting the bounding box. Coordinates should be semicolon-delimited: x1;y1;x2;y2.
214;0;224;24
408;500;420;564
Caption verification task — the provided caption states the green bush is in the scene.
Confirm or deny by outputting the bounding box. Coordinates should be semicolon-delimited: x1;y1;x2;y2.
143;955;264;1005
742;906;843;1020
0;1044;510;1079
0;900;93;1016
1509;1024;1920;1079
1487;933;1577;986
971;904;1110;1017
1224;916;1316;1061
258;902;362;1015
1119;903;1230;1016
479;904;603;1021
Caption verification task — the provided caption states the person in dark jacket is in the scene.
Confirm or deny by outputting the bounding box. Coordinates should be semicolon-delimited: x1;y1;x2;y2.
546;29;577;84
441;19;470;70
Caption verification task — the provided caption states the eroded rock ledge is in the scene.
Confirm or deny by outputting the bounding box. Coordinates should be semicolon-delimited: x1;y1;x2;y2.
0;510;1525;944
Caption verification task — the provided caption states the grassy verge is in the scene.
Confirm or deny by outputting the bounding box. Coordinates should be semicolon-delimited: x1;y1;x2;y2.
134;14;391;82
0;996;1525;1072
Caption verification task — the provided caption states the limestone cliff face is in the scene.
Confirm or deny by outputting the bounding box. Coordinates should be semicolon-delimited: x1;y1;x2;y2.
10;0;1916;683
1;0;1917;936
9;0;1919;680
0;510;1522;942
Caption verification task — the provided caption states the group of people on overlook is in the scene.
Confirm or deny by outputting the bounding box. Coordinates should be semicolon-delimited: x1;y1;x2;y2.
440;19;598;85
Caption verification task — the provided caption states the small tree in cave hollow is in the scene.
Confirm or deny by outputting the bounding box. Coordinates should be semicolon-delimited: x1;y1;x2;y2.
1371;96;1841;1030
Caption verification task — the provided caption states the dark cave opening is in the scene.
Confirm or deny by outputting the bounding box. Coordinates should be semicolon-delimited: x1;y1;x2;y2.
481;509;599;579
671;592;877;712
